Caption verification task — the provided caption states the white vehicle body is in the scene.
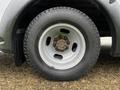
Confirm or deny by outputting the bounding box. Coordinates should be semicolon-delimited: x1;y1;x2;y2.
0;0;31;52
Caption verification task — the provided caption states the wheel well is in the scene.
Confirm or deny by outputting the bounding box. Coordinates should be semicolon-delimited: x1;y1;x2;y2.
12;0;112;66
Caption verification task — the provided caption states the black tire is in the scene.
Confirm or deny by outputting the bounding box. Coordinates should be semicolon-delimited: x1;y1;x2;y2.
24;7;100;81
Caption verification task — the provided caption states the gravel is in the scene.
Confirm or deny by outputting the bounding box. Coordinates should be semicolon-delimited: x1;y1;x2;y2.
0;52;120;90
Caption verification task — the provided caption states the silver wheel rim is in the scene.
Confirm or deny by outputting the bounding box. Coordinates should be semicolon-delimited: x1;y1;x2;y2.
38;23;86;70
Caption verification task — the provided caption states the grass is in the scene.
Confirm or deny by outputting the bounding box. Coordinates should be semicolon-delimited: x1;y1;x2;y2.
0;53;120;90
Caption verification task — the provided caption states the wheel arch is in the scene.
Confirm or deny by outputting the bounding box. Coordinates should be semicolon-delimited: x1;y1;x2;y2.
12;0;119;65
93;0;120;56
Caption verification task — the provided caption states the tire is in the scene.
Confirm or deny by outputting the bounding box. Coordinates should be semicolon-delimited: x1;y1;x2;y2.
24;7;100;81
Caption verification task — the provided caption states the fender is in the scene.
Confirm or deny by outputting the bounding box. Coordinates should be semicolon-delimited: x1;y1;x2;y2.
0;0;32;52
0;0;120;56
94;0;120;56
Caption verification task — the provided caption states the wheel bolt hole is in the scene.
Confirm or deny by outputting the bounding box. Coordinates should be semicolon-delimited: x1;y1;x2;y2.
54;54;63;60
46;37;51;46
72;43;77;52
60;29;70;34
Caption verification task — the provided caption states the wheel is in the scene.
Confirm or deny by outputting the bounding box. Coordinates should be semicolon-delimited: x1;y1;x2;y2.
24;7;100;81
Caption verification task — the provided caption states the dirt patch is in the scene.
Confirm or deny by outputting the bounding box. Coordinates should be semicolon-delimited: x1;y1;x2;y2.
0;53;119;90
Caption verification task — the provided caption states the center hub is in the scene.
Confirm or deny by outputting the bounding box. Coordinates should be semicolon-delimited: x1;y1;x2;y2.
53;35;70;52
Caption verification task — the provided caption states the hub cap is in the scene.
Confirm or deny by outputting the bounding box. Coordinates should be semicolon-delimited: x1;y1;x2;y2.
53;35;70;52
38;23;86;70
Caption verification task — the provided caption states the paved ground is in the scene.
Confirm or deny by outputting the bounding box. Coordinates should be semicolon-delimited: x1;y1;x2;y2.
0;52;120;90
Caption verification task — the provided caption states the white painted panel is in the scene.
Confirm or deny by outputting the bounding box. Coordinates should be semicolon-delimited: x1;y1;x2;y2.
0;0;11;21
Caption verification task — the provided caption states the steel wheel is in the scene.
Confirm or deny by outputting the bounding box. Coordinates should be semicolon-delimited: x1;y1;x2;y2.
38;23;86;70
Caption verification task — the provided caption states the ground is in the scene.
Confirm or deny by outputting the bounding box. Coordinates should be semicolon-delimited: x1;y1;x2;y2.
0;52;120;90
